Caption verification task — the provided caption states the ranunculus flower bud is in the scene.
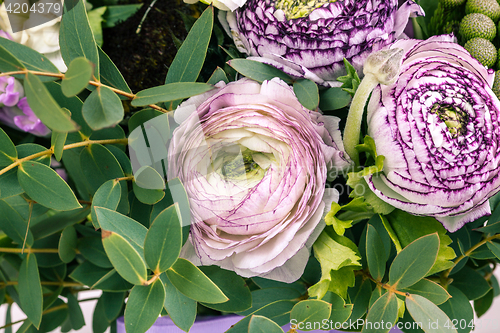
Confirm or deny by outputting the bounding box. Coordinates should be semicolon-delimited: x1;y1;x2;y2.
0;76;24;107
220;0;424;87
0;97;50;136
168;78;351;282
365;34;500;232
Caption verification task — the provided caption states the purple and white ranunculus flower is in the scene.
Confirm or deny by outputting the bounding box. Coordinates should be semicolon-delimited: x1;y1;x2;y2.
168;78;351;282
365;34;500;232
220;0;424;87
0;97;50;136
0;76;23;107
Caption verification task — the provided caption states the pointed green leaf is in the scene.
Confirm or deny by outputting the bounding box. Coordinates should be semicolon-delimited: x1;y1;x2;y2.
487;241;500;260
293;79;319;111
348;276;372;321
16;143;51;166
450;266;491;300
165;6;213;84
58;225;77;263
474;289;494;319
227;59;293;83
24;72;79;132
66;292;85;330
290;300;332;331
61;57;93;97
160;273;196;332
0;127;17;166
166;258;228;304
19;253;43;329
94;207;147;255
401;279;451;305
0;44;25;72
131;82;214;107
366;224;386;282
227;300;296;332
0;199;34;246
207;67;229;85
102;231;147;285
389;233;440;290
102;291;126;322
59;0;99;78
69;262;133;292
91;179;122;229
102;4;143;28
238;288;301;317
79;144;124;194
51;131;67;162
92;297;110;333
98;45;132;94
407;294;458;333
144;203;182;273
361;292;398;333
82;86;124;130
124;280;165;333
18;161;82;211
249;315;284;333
476;221;500;234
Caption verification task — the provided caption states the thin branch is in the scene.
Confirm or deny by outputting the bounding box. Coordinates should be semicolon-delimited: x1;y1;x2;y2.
21;201;33;254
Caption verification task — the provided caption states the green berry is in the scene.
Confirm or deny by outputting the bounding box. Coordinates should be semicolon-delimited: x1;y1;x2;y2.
459;13;496;41
493;71;500;99
440;0;466;8
465;0;500;22
464;38;497;68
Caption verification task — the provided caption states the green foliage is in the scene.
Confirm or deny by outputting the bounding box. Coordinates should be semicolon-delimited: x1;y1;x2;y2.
293;79;319;110
227;59;293;83
337;58;361;96
82;86;124;130
18;254;43;329
124;280;165;333
319;87;351;111
290;300;331;331
61;57;93;97
362;292;398;333
406;294;457;333
131;82;214;107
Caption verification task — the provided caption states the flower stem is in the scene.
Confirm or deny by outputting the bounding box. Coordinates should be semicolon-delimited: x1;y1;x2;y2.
342;72;379;166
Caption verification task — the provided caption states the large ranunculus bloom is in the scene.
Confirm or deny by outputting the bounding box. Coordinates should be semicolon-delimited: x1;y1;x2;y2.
365;35;500;232
220;0;423;87
168;78;351;282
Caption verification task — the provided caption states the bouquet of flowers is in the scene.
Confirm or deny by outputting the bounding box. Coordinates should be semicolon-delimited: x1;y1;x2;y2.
0;0;499;332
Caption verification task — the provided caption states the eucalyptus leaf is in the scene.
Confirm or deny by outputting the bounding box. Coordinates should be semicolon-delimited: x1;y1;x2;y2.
16;143;51;166
293;79;319;111
450;266;491;300
0;37;59;76
78;237;113;268
401;279;450;305
0;199;34;246
319;87;351;111
124;280;165;333
348;276;372;321
366;224;386;282
228;59;293;84
98;45;132;94
361;292;398;333
91;179;122;229
102;292;126;322
131;82;214;107
290;300;331;332
322;292;353;325
51;131;67;162
238;288;301;317
0;43;25;72
58;225;77;263
249;315;284;333
0;127;17;166
82;86;124;130
18;253;43;329
207;67;229;85
407;294;458;333
0;169;23;200
160;273;196;332
66;292;85;330
61;57;93;97
487;241;500;260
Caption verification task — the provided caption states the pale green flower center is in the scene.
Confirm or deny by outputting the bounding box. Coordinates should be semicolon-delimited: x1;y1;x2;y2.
431;104;468;137
214;148;271;184
274;0;337;20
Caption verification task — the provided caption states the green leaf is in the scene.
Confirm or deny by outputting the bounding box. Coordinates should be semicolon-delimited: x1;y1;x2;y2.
66;292;85;330
91;179;122;229
388;210;456;275
102;291;126;322
18;161;82;211
165;6;213;84
0;44;25;72
82;86;124;130
0;169;23;200
487;241;500;260
200;266;252;312
207;66;229;85
238;287;301;317
476;221;500;234
0;37;59;77
475;288;493;319
58;225;78;263
0;127;17;166
160;273;196;332
78;237;113;268
98;45;132;94
361;292;398;333
93;297;110;333
407;294;458;333
366;224;386;281
60;0;100;79
322;291;353;325
102;231;147;285
79;144;124;194
131;82;214;107
38;299;68;332
144;204;182;273
88;7;107;47
0;199;34;246
227;59;293;84
17;143;51;166
450;266;491;300
228;301;296;332
249;315;284;333
319;87;351;111
389;233;440;290
127;108;164;133
51;131;67;162
61;57;93;97
69;261;132;292
18;253;43;329
337;58;361;97
94;207;147;255
23;72;79;132
133;166;165;204
438;286;472;333
103;4;143;28
166;258;228;304
293;79;319;110
348;276;373;321
124;280;165;333
401;279;451;305
291;300;331;332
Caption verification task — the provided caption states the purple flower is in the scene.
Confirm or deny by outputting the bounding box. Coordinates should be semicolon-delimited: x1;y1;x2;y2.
0;97;50;136
0;76;24;107
365;35;500;232
220;0;424;86
168;78;350;282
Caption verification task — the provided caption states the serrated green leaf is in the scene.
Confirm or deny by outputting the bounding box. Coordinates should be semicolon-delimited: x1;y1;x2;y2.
124;280;166;333
407;294;458;333
18;161;82;211
249;315;284;333
228;59;293;84
0;127;17;166
361;292;398;333
82;86;124;130
91;179;122;229
61;57;93;97
389;233;440;290
160;273;196;332
293;79;319;111
19;253;43;329
131;82;214;107
166;258;228;304
366;224;386;281
24;72;79;132
102;231;147;285
58;225;77;263
401;279;450;305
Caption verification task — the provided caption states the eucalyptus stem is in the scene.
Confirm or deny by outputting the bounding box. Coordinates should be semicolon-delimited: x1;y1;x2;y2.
0;247;60;254
342;72;378;166
0;138;128;177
